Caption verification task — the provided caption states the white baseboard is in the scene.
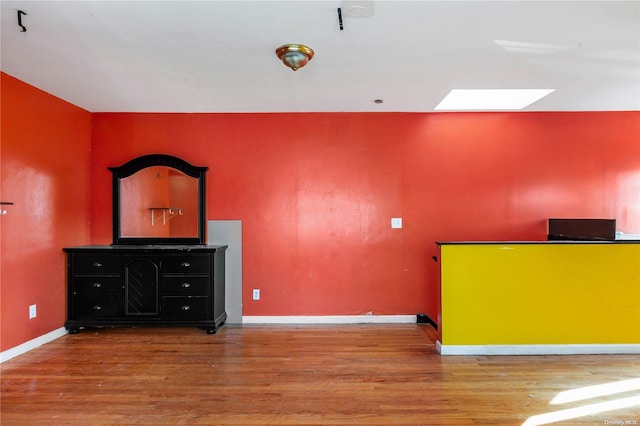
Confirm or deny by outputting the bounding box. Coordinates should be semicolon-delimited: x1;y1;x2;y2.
0;327;68;363
242;315;416;324
436;341;640;355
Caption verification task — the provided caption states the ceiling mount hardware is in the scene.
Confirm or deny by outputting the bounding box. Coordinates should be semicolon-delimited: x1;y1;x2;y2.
17;10;27;32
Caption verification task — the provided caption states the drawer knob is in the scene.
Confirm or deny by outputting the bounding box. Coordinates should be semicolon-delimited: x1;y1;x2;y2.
93;305;102;310
181;282;191;288
181;305;190;311
93;262;103;267
180;262;191;268
92;282;102;288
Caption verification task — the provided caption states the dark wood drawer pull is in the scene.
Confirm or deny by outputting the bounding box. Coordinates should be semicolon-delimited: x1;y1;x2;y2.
180;262;190;268
181;305;190;311
93;305;102;310
181;282;191;288
92;282;102;288
93;262;103;267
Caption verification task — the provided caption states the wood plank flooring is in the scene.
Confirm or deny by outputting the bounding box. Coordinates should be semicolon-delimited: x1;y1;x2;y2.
1;325;639;425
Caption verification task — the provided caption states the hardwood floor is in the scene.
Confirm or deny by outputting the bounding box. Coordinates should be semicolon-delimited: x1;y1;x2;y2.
1;325;639;425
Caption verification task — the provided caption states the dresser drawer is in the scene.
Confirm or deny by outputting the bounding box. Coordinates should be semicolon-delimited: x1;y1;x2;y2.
71;277;122;296
161;296;208;319
161;255;210;274
161;276;210;296
72;254;121;275
72;295;122;320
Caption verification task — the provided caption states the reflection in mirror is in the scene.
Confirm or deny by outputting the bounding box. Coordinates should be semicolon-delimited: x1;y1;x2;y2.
120;166;199;238
110;154;207;245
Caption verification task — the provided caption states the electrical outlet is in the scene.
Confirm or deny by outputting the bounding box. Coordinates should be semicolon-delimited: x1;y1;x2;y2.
29;304;37;319
252;289;260;300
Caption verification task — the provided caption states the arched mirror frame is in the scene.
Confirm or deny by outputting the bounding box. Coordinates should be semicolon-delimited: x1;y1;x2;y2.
110;154;208;245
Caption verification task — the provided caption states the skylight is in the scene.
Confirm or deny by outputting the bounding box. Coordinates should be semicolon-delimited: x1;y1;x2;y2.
434;89;555;111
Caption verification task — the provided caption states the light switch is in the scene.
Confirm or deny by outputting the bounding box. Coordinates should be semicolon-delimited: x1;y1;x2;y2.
391;218;402;229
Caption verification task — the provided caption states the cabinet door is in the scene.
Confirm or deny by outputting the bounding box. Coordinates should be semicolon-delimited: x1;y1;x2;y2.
124;258;159;316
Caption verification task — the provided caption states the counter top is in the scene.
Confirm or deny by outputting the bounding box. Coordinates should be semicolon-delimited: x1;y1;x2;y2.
64;244;228;251
436;240;640;245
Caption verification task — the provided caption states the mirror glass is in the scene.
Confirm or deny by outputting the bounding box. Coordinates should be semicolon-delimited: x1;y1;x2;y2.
110;154;207;245
120;166;199;238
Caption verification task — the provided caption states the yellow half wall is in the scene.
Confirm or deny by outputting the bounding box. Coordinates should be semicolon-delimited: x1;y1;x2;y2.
440;242;640;346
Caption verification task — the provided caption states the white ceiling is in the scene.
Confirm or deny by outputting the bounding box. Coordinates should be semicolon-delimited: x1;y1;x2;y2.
1;0;639;113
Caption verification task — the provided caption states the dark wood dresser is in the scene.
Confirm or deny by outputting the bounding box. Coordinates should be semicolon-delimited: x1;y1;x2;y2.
64;245;227;334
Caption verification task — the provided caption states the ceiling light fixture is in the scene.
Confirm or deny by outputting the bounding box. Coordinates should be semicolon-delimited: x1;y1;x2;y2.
276;44;314;71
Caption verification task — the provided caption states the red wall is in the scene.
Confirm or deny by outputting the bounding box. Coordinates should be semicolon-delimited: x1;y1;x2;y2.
1;73;91;351
3;74;637;353
90;112;640;319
